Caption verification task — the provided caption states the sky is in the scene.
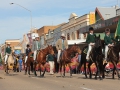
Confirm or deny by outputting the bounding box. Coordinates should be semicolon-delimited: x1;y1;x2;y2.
0;0;118;43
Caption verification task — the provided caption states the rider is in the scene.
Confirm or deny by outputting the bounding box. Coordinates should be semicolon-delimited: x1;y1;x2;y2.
25;44;31;63
86;27;96;61
4;42;12;65
104;28;114;62
32;33;40;63
56;33;68;63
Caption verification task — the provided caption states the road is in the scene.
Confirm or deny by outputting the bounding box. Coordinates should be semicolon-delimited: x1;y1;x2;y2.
0;70;120;90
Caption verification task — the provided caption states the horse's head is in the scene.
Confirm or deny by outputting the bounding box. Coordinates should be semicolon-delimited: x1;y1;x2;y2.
47;45;54;55
70;44;81;54
94;35;102;48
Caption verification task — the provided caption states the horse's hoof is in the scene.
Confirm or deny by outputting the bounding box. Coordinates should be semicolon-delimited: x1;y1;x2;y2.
95;77;97;80
99;77;103;80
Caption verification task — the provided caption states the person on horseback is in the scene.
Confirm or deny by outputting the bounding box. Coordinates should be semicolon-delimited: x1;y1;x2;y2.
104;28;114;62
86;27;96;61
4;42;12;65
56;33;68;63
25;44;31;63
32;33;40;63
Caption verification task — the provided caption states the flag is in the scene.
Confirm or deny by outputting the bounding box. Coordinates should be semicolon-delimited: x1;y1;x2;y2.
115;19;120;38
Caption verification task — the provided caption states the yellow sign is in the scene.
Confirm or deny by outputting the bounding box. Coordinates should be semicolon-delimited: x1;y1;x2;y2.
89;13;95;25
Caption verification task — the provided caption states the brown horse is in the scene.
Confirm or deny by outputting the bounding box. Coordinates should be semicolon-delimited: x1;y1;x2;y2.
25;52;34;75
34;45;54;77
103;43;120;79
59;44;81;77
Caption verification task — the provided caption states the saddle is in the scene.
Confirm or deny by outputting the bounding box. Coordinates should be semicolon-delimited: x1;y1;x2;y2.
83;47;88;54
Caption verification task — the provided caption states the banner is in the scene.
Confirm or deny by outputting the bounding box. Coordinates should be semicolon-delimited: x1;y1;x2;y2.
27;33;33;46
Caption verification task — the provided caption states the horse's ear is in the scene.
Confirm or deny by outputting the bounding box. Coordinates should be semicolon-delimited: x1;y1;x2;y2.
99;34;100;38
47;44;49;47
94;34;96;38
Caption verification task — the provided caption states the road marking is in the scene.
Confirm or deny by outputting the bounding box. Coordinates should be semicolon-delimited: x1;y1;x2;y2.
80;87;92;90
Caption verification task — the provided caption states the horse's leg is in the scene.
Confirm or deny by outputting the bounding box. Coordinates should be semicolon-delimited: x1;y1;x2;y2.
59;62;62;77
41;64;46;77
99;61;104;80
39;64;42;76
94;62;99;79
34;63;37;76
31;62;33;73
28;65;30;75
112;61;120;79
88;62;92;79
102;63;107;78
69;64;72;77
84;61;87;78
63;63;65;77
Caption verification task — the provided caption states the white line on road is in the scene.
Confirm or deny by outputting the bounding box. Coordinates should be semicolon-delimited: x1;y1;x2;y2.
80;87;92;90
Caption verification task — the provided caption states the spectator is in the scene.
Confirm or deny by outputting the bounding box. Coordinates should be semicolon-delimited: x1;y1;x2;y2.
18;56;23;72
47;53;54;75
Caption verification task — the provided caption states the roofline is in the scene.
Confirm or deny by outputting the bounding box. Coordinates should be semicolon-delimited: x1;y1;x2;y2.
95;7;104;20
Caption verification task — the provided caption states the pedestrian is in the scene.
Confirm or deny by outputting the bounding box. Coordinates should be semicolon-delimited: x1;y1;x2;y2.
18;56;23;72
47;52;55;75
86;27;96;61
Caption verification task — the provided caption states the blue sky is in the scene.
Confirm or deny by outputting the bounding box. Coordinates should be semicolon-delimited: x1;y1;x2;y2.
0;0;118;43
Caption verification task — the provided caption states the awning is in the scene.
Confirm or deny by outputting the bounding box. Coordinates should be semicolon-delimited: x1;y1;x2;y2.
68;39;86;45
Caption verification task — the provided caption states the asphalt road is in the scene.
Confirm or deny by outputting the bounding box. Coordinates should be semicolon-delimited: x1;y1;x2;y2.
0;70;120;90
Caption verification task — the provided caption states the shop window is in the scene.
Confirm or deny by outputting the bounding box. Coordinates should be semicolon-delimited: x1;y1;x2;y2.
67;33;70;40
77;30;79;39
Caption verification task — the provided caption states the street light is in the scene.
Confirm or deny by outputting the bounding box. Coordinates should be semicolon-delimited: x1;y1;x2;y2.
10;3;32;30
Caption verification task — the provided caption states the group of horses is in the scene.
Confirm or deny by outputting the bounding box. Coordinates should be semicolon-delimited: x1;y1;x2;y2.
4;35;120;80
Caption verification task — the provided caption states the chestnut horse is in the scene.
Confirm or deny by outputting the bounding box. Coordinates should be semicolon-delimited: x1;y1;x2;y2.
34;45;54;77
59;44;81;77
25;52;34;75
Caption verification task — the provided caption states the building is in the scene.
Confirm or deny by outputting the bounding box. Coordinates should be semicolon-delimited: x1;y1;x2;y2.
37;26;59;48
5;39;21;52
95;5;119;22
61;12;95;40
53;25;63;46
45;29;54;46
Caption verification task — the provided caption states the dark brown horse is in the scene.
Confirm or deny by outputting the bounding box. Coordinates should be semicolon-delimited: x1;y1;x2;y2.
103;43;120;79
59;44;81;77
34;45;54;77
78;35;104;80
25;52;34;75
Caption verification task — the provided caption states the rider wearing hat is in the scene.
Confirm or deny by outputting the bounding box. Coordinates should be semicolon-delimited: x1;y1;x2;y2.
25;44;31;63
104;28;114;62
56;33;68;63
5;42;12;64
86;27;96;61
32;33;40;63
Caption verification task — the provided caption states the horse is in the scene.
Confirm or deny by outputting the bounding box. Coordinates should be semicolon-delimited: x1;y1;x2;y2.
78;35;104;80
4;53;14;74
103;42;120;79
25;52;34;75
59;44;81;77
34;45;54;77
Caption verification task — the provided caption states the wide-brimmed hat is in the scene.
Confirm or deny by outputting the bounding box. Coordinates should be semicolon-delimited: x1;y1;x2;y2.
61;33;66;37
